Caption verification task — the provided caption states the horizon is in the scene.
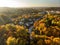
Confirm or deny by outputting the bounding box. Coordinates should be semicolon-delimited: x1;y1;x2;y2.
0;7;60;8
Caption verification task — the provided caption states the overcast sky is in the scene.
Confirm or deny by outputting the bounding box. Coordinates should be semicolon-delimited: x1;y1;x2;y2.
0;0;60;7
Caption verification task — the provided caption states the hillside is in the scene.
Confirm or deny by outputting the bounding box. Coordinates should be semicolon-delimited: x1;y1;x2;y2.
0;15;12;25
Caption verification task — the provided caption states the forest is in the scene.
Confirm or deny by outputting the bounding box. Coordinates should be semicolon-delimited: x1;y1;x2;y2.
0;7;60;45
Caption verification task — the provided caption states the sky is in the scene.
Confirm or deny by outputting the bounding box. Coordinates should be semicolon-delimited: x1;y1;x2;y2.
0;0;60;7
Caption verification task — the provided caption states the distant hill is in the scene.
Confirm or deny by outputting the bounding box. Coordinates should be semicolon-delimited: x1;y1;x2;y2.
0;7;60;15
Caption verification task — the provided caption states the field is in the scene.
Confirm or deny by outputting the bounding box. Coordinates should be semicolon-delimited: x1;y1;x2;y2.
0;7;60;45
